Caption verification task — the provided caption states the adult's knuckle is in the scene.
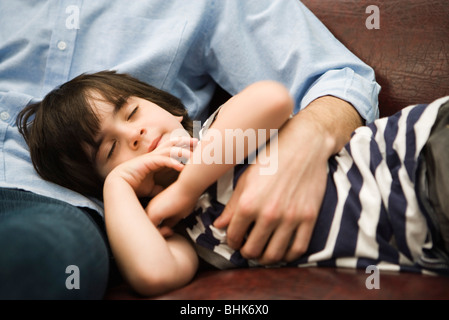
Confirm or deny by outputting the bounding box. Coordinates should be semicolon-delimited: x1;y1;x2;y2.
283;206;299;225
259;208;280;228
300;205;318;224
226;232;240;246
287;243;307;261
236;194;257;217
241;245;260;260
262;251;283;265
293;243;307;256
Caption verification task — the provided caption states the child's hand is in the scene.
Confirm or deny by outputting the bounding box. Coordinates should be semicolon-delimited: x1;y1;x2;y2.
146;180;199;230
105;153;184;198
105;137;197;198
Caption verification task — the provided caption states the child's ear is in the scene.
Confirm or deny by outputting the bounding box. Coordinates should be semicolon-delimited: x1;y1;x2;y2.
175;115;183;123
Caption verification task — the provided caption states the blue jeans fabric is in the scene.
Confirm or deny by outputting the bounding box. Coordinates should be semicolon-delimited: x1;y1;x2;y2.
0;188;109;299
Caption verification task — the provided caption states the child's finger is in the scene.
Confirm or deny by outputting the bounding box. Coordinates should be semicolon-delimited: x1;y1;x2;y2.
171;136;198;153
149;184;164;197
142;154;185;172
157;136;197;149
150;138;197;162
169;146;192;164
158;225;174;238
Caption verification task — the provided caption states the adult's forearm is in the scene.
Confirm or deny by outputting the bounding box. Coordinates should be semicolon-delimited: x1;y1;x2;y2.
290;95;363;156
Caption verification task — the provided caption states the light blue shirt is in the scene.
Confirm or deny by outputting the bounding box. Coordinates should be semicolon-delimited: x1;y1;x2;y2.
0;0;380;216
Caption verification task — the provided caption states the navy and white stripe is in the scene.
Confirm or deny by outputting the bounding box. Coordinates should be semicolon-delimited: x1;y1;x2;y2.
183;96;449;275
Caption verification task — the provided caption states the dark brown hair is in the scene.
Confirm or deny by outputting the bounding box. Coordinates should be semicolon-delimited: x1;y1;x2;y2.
17;70;192;199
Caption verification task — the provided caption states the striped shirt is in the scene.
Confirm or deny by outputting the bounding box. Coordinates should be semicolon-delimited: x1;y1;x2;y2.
183;96;449;275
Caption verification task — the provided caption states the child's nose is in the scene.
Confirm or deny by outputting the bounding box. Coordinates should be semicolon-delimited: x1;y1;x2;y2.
130;129;146;150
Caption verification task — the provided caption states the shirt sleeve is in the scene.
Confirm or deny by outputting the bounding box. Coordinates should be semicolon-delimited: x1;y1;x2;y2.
202;0;380;123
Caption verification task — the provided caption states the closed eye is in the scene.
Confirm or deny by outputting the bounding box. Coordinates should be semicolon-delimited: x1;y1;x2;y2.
107;140;117;159
127;106;139;120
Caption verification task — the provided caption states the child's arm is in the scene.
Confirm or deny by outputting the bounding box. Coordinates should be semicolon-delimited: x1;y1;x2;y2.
148;81;293;225
103;154;199;296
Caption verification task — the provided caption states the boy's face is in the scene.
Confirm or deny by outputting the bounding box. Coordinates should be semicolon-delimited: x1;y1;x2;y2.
90;94;188;178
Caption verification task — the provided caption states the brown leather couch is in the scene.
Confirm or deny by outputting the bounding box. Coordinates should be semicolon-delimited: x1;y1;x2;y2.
105;0;449;300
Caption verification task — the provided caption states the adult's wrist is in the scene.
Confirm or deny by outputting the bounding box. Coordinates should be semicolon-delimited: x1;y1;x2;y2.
299;95;363;155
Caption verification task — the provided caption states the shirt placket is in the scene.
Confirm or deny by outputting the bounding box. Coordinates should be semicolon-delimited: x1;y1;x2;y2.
41;0;82;96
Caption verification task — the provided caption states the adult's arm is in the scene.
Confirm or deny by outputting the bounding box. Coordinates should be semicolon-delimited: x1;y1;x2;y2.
200;0;380;263
215;95;362;263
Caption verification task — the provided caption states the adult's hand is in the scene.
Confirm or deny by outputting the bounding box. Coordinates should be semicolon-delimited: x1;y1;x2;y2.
214;96;363;264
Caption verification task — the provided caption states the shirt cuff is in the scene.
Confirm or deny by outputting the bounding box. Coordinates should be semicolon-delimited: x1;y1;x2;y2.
299;67;381;123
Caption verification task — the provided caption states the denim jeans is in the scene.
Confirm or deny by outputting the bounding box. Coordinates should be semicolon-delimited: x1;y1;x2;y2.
0;188;109;299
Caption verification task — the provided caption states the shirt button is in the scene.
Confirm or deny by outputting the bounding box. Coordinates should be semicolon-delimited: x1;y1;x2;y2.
0;111;10;121
57;41;67;50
